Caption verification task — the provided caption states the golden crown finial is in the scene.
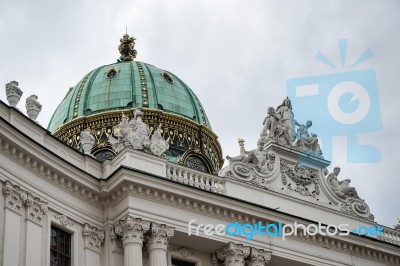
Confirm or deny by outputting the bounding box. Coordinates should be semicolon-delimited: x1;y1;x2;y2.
118;33;137;62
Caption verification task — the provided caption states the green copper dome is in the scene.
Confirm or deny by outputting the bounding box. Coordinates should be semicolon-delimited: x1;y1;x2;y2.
48;61;211;132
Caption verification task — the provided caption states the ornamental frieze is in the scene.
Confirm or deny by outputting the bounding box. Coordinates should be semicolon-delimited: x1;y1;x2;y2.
280;159;320;198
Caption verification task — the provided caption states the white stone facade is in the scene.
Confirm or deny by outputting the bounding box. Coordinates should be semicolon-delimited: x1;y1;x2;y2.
1;101;400;266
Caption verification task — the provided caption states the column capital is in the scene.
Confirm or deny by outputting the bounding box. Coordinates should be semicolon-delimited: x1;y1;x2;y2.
114;215;150;246
216;242;250;265
147;222;175;251
248;247;271;266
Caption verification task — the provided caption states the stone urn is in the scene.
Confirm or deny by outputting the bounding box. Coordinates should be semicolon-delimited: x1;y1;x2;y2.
25;95;42;121
5;81;23;107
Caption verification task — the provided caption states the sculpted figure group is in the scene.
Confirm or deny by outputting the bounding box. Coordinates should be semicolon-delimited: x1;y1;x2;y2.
227;97;323;176
108;109;169;157
260;97;322;157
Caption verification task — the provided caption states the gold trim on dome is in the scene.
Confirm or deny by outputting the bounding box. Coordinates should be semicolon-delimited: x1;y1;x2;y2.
136;62;149;108
72;71;93;119
52;108;223;172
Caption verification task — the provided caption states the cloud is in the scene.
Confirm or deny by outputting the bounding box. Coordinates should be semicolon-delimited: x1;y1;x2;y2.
0;0;399;227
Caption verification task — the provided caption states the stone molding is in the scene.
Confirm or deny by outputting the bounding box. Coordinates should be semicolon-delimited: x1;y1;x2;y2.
114;215;150;246
147;222;174;251
82;223;105;253
2;180;48;226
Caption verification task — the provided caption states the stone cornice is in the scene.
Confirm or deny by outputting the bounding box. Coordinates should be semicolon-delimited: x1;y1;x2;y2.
0;133;101;205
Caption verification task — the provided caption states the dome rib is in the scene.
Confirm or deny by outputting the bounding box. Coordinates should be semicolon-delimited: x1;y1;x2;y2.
82;67;103;115
142;62;160;110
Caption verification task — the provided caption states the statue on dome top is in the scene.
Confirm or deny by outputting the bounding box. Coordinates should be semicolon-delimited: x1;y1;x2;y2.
118;33;137;62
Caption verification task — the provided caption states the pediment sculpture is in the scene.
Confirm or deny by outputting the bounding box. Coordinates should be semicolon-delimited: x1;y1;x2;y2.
108;109;170;157
326;166;374;220
225;138;276;188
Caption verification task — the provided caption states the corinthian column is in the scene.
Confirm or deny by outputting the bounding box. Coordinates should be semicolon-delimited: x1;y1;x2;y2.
248;247;271;265
216;242;250;266
147;222;175;266
114;215;150;266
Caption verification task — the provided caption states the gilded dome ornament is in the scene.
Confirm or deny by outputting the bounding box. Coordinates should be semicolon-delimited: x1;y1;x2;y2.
118;34;137;62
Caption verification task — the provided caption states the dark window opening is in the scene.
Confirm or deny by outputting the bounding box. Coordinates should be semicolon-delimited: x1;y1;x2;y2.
50;225;71;266
171;258;196;266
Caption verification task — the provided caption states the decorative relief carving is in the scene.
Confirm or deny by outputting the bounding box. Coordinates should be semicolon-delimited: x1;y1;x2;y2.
2;180;48;225
2;180;24;214
280;160;319;198
54;214;74;227
82;223;105;253
23;191;48;225
184;155;209;173
340;199;374;221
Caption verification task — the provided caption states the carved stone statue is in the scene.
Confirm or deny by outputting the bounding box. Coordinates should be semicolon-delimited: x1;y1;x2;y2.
275;97;300;143
108;109;169;157
79;128;96;155
294;120;322;157
260;107;279;138
150;124;170;157
25;95;42;121
227;140;273;174
127;109;151;149
5;81;23;107
326;167;359;199
261;97;300;146
395;217;400;231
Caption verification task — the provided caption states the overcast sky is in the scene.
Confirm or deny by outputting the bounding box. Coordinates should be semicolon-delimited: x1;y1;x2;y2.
1;0;399;228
